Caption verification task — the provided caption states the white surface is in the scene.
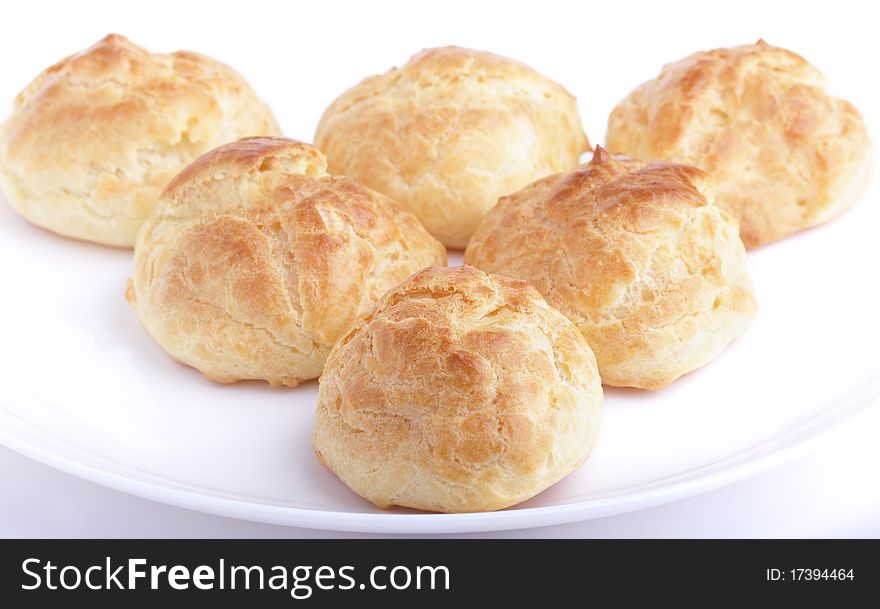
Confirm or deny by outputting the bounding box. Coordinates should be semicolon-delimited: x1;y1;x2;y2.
1;0;878;536
2;401;879;538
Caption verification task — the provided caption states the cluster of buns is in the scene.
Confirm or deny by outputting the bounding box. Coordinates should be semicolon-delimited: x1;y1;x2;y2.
0;35;870;513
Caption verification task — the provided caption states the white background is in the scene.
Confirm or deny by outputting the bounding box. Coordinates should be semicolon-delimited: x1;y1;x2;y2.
0;0;877;537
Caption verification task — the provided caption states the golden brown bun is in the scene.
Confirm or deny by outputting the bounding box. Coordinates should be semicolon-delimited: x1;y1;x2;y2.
313;265;603;513
0;34;280;247
606;40;871;248
314;46;590;249
465;148;757;389
127;137;446;386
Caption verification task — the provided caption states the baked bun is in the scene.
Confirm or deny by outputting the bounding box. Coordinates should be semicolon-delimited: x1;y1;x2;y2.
606;40;871;248
314;46;589;249
313;265;603;513
127;137;446;386
0;34;280;247
465;148;757;389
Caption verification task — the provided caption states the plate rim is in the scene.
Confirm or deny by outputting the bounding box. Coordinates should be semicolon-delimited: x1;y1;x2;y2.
1;374;877;534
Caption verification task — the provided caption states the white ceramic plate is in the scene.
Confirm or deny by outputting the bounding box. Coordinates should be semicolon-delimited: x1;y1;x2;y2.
1;184;878;534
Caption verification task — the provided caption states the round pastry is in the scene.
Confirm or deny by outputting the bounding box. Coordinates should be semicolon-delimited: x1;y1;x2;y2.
314;46;590;249
127;137;446;386
465;147;757;390
0;34;280;247
606;40;871;249
313;265;603;513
